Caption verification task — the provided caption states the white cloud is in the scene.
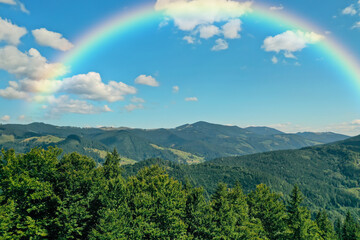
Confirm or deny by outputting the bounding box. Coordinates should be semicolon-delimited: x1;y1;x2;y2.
271;56;278;64
1;115;10;122
0;71;137;103
159;17;170;28
222;19;241;39
352;21;360;29
135;75;159;87
60;72;137;102
199;25;220;39
155;0;251;50
0;0;28;13
185;97;198;101
125;103;144;112
18;115;25;121
0;78;62;100
342;4;357;15
212;38;228;51
262;30;324;58
131;96;145;103
173;85;179;93
155;0;252;31
0;17;27;45
0;0;15;5
32;28;74;51
0;46;68;80
183;35;196;44
18;1;29;13
45;95;111;117
269;5;284;11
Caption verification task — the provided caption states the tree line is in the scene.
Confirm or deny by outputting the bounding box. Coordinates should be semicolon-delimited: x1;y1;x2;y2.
0;147;359;239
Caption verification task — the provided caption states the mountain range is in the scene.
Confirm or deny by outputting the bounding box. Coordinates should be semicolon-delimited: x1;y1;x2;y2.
0;121;349;164
123;135;360;219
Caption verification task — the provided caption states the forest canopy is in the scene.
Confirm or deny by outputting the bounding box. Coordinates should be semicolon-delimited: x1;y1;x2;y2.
0;147;359;239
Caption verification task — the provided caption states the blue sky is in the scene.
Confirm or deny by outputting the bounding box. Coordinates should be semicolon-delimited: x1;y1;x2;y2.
0;0;360;135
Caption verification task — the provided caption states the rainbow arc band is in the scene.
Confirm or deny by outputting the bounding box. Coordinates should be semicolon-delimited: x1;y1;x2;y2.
52;3;360;87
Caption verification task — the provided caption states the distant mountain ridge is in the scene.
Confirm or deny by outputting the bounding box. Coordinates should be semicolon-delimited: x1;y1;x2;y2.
0;121;349;163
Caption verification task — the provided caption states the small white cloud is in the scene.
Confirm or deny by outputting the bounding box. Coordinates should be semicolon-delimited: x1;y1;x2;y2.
18;115;26;121
352;21;360;29
270;5;284;11
61;72;137;102
131;96;145;103
271;56;278;64
342;4;357;15
1;115;10;122
284;51;296;59
212;38;228;51
103;105;112;112
18;1;29;13
183;35;196;44
0;0;16;5
135;75;159;87
262;30;324;58
173;86;179;93
125;103;144;112
0;17;27;45
159;17;170;28
185;97;198;101
0;0;29;13
32;28;74;51
222;19;241;39
199;25;220;39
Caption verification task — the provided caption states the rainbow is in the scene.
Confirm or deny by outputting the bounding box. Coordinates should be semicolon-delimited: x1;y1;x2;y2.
54;2;360;88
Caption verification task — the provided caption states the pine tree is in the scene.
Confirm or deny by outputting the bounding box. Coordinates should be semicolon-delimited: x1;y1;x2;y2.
183;183;212;239
334;217;343;240
210;183;236;239
315;210;337;240
248;184;289;240
126;165;187;239
286;185;321;240
342;211;360;240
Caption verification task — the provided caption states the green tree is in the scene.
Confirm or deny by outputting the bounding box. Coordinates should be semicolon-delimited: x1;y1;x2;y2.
342;211;360;240
126;165;187;239
315;210;337;240
248;184;289;240
0;148;60;239
229;183;268;240
183;182;212;239
90;150;131;239
334;217;343;240
53;152;97;239
286;185;321;240
209;183;236;239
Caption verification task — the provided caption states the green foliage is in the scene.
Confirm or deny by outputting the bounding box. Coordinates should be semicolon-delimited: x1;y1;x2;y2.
248;184;289;240
342;212;360;240
315;211;337;240
286;185;321;240
0;121;349;163
1;147;359;239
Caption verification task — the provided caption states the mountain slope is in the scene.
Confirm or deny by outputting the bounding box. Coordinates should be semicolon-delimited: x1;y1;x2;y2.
0;121;350;163
124;135;360;219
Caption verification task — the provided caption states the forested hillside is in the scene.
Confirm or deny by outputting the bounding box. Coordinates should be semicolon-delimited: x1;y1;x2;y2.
124;135;360;220
0;122;349;163
1;148;359;239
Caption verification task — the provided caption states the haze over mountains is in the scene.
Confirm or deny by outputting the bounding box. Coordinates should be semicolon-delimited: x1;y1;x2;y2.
0;121;349;163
